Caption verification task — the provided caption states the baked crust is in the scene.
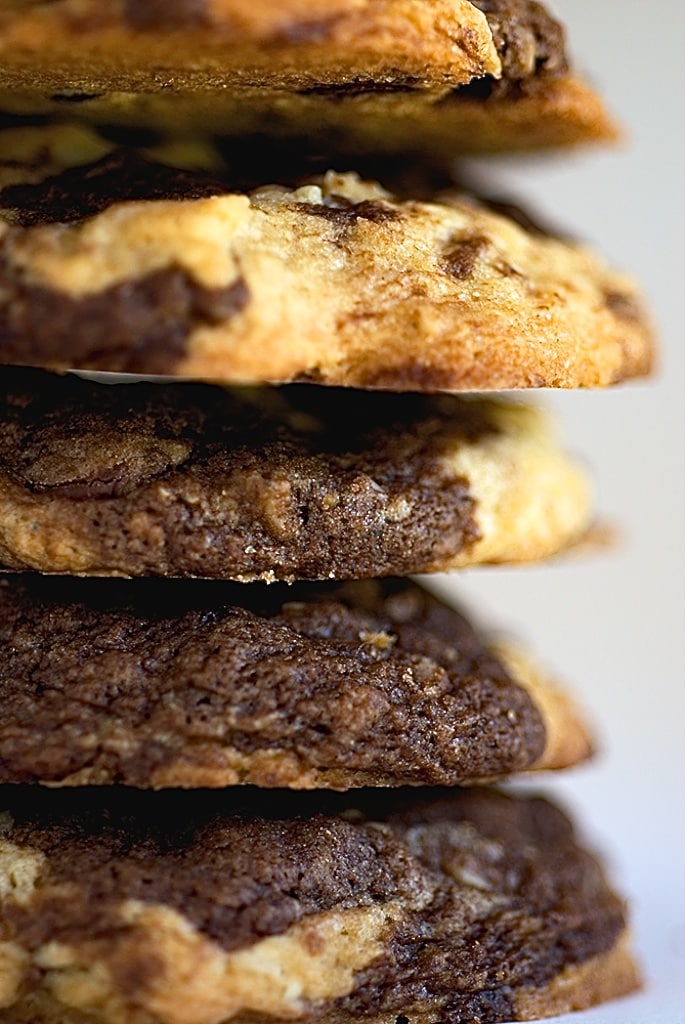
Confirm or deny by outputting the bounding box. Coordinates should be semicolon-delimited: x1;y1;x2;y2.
0;0;502;92
0;370;593;580
0;935;640;1024
0;136;653;389
0;69;617;158
0;574;593;789
0;0;619;155
0;786;638;1023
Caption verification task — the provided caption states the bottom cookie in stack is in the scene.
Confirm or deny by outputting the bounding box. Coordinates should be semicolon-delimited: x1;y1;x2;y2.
0;786;639;1024
0;577;639;1022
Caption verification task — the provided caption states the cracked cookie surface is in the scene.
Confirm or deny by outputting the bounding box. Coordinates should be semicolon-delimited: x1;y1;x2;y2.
0;785;639;1023
0;130;652;388
0;369;592;580
0;575;592;789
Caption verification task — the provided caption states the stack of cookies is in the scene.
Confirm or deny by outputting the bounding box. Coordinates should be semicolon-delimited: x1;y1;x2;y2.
0;3;655;1023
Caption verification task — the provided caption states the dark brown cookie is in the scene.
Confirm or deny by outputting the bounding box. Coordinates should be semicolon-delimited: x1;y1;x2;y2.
0;575;592;789
0;369;593;580
0;785;639;1023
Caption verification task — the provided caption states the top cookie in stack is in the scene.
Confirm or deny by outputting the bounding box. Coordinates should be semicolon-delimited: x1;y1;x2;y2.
0;0;618;156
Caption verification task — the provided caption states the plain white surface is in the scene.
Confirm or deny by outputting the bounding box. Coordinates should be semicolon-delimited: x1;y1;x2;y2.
430;1;685;1020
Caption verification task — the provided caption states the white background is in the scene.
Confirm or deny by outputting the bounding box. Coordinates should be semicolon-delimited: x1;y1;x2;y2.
432;1;685;1019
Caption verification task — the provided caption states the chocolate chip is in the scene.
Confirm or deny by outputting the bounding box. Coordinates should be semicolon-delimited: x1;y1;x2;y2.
299;196;400;224
471;0;568;84
0;151;229;227
441;235;489;279
603;289;640;323
123;0;207;30
276;15;345;45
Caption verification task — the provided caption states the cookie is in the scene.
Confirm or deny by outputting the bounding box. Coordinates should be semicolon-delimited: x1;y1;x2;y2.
0;574;592;789
0;369;593;580
0;785;639;1023
0;0;617;157
0;131;653;388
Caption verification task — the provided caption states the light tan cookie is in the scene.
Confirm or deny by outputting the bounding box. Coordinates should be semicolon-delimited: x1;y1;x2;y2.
0;0;503;93
0;76;615;160
0;128;653;387
0;0;617;156
0;785;639;1024
0;369;593;580
0;575;592;790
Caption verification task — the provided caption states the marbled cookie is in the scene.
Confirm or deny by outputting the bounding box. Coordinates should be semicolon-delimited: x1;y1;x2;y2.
0;786;639;1023
0;131;653;388
0;0;616;157
0;370;593;580
0;575;592;789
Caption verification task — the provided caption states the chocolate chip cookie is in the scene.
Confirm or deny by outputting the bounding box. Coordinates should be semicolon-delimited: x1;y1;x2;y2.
0;125;653;388
0;0;616;157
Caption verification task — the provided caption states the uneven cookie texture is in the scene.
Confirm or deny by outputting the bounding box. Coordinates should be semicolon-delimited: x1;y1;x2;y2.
0;132;652;388
0;786;639;1023
0;0;504;92
0;75;616;159
0;574;592;789
0;1;617;157
0;369;592;580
